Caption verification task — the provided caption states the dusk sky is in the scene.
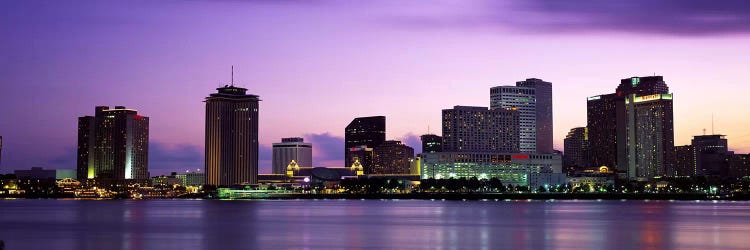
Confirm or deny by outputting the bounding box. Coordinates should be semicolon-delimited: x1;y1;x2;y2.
2;0;750;175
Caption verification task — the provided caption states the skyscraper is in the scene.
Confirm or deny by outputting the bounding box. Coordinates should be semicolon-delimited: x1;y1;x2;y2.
345;116;386;167
442;106;519;153
372;140;414;174
272;137;312;174
77;106;149;182
205;85;260;185
673;145;696;176
563;127;589;173
490;78;553;153
420;134;442;153
587;76;674;179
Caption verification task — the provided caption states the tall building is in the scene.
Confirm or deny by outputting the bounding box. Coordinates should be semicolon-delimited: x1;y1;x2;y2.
272;137;312;174
673;145;696;176
0;136;3;170
692;135;730;176
729;154;750;178
420;134;442;153
490;78;553;153
77;106;149;181
442;106;519;153
372;140;414;174
586;93;620;170
563;127;589;173
623;92;674;179
205;85;260;185
587;76;674;179
344;116;386;167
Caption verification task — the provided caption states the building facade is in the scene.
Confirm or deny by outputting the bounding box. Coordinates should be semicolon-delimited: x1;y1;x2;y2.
421;152;562;187
490;78;553;153
372;140;414;174
77;106;149;181
442;106;519;153
563;127;589;174
624;92;674;179
205;85;260;185
586;93;620;170
345;116;386;167
692;135;730;176
673;145;697;176
729;154;750;178
420;134;442;153
272;137;313;174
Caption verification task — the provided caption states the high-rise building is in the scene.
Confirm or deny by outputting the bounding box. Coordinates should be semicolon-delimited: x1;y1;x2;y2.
0;136;3;170
729;154;750;178
272;137;312;174
344;116;386;167
563;127;589;173
673;145;696;176
77;106;149;181
490;78;553;153
372;140;414;174
205;85;260;185
420;134;442;153
587;76;674;179
442;106;519;153
692;135;730;176
623;92;674;179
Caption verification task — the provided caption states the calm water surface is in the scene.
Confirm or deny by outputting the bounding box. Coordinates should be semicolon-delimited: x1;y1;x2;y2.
1;199;749;249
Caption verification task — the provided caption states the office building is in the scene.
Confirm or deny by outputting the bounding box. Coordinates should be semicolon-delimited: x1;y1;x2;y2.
347;146;374;173
692;135;731;176
372;140;414;174
586;93;620;170
563;127;589;174
442;106;519;153
673;145;697;176
77;106;149;181
205;85;260;185
272;137;313;174
345;116;386;167
729;154;750;178
490;78;553;153
175;170;205;187
421;152;562;187
420;134;442;153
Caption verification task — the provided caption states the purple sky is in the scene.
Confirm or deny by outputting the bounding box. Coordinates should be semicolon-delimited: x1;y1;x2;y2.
2;0;750;175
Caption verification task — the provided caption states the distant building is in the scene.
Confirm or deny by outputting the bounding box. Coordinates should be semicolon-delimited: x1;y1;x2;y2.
205;84;260;185
175;170;205;187
442;106;519;153
345;116;386;167
692;135;730;176
421;152;562;187
347;146;374;174
372;140;414;174
586;93;620;171
77;106;149;181
729;154;750;178
673;145;697;176
563;127;589;174
420;134;442;153
15;167;56;180
272;137;312;174
490;78;553;153
0;135;3;170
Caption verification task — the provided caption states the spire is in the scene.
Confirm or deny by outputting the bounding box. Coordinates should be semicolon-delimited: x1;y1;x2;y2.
231;65;234;87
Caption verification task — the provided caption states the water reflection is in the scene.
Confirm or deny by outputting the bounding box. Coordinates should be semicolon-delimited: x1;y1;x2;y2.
1;200;750;249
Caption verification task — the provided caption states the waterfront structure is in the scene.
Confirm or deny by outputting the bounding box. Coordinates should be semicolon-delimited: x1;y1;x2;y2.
205;84;260;185
563;127;589;174
692;135;730;176
372;140;414;174
673;145;697;176
442;106;519;153
420;134;442;153
77;106;149;181
490;78;553;153
345;116;386;167
420;152;562;187
729;154;750;178
587;76;674;179
272;137;313;175
175;170;205;187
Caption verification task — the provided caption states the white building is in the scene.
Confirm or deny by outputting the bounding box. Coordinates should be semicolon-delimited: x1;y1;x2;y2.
421;152;562;187
272;137;313;174
490;78;553;153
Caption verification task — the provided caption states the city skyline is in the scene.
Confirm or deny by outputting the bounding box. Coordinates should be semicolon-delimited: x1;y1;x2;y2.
2;1;750;176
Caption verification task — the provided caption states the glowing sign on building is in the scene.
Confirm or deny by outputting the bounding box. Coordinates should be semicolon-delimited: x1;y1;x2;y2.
631;77;640;86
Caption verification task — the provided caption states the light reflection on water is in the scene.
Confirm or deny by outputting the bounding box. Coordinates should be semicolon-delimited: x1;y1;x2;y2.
1;199;750;249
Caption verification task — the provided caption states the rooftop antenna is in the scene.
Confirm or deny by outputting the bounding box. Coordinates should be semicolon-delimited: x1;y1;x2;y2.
703;128;706;136
231;65;234;86
427;125;431;135
712;113;715;135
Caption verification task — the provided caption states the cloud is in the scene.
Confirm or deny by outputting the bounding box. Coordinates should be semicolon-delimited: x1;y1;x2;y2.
304;132;344;166
397;133;422;155
46;146;77;169
394;0;750;36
